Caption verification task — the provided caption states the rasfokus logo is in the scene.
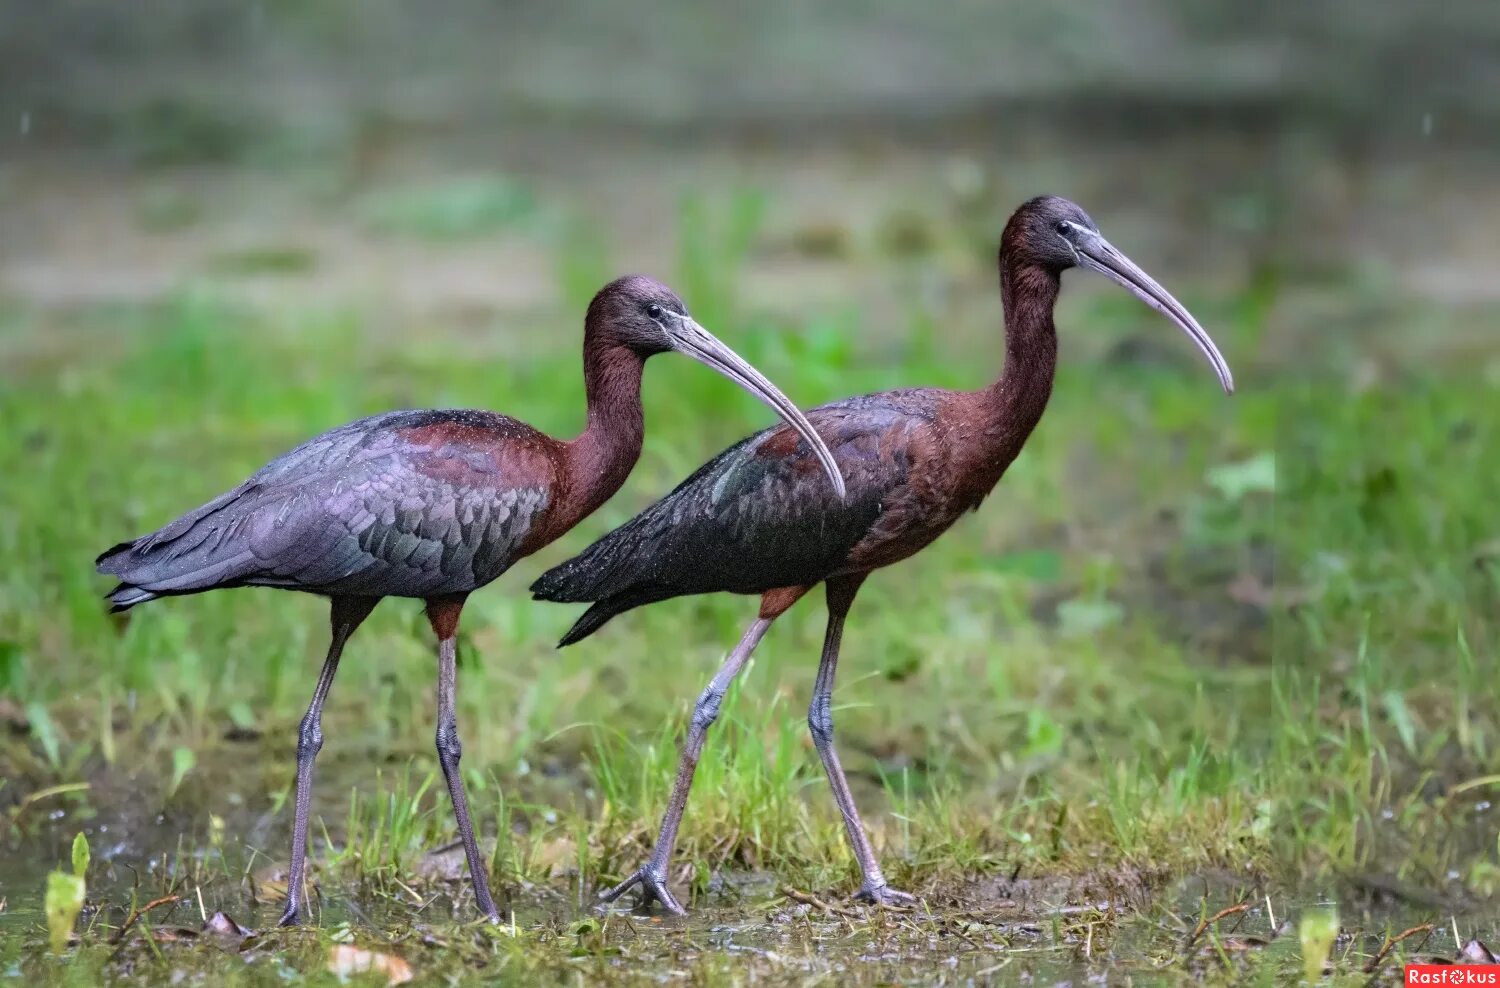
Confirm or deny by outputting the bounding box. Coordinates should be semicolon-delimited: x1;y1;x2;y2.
1406;967;1500;985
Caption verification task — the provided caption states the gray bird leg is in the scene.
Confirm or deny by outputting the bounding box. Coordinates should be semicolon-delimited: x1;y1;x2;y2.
279;595;377;927
810;575;913;907
427;594;502;923
599;615;775;914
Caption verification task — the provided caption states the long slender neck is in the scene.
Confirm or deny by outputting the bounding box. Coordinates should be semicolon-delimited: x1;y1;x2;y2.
961;258;1060;485
562;339;646;526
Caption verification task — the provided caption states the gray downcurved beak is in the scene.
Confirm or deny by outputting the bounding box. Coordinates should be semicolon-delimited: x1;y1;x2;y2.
1073;231;1235;395
665;314;847;499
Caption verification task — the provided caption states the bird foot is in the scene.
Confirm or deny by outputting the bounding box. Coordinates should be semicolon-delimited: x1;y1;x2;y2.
853;882;916;908
276;905;305;927
598;865;687;916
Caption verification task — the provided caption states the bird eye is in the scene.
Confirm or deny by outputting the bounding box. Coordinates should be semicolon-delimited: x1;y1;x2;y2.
1055;220;1071;234
646;303;662;319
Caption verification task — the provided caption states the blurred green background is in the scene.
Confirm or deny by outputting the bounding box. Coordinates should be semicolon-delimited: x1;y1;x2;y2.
1;2;1498;982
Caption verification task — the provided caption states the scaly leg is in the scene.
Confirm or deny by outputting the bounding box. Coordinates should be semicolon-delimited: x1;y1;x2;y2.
427;594;502;923
600;586;807;914
279;595;377;927
809;575;913;906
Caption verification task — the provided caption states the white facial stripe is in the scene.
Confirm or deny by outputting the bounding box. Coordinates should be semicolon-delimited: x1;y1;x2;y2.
1058;221;1084;263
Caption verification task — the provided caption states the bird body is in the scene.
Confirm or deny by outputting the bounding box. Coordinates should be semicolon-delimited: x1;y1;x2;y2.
100;408;556;606
533;391;946;630
534;354;1065;640
532;197;1234;914
95;276;842;926
535;267;1065;644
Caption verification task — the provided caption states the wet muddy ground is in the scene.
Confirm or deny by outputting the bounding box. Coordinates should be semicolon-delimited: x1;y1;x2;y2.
4;730;1499;984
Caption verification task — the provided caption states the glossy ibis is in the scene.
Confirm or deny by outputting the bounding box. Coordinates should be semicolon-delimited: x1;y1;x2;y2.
532;197;1235;914
96;276;843;925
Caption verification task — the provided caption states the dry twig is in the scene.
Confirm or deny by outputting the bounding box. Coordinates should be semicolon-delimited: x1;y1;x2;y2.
781;887;862;918
1183;902;1250;951
1364;923;1435;974
109;895;182;945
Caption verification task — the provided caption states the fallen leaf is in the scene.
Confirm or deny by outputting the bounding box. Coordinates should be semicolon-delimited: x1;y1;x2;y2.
250;870;289;905
1460;939;1498;964
202;911;251;939
328;944;415;985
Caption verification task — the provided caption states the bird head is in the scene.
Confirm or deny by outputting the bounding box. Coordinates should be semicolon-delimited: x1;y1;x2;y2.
1005;196;1234;395
585;276;846;498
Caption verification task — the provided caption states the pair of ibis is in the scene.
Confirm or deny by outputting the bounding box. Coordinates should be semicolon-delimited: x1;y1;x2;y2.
98;196;1233;922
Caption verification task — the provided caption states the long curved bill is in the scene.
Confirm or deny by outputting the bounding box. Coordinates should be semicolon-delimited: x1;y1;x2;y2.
1074;232;1235;395
666;314;847;499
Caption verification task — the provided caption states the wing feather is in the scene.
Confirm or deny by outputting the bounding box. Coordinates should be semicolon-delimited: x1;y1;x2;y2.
532;392;939;608
99;409;553;607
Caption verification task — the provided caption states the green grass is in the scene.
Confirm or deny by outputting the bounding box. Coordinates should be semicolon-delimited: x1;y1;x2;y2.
1271;386;1500;891
0;194;1497;983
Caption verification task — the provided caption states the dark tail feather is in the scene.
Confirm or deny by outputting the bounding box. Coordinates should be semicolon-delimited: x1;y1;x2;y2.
555;586;677;648
529;551;622;604
96;540;138;572
106;582;158;613
529;510;663;604
98;539;156;611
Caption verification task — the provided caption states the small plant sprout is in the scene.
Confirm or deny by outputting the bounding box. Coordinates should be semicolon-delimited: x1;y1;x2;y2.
1298;906;1339;984
44;832;90;954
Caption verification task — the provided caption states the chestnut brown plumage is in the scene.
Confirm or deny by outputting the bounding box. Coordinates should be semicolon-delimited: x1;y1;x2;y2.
95;276;842;926
533;197;1235;914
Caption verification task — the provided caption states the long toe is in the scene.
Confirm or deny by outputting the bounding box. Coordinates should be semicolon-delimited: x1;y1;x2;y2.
276;907;303;928
853;883;916;908
598;866;688;916
597;870;643;907
644;878;687;916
